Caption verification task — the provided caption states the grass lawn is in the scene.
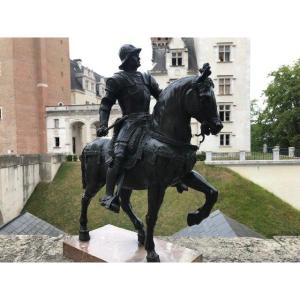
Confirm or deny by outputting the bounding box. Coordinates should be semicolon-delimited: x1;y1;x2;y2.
24;162;300;238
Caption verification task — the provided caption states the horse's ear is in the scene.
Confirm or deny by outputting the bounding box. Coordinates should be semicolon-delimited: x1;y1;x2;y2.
196;63;211;83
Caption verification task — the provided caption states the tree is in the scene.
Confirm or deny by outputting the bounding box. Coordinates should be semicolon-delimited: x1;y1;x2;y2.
257;59;300;149
250;99;264;151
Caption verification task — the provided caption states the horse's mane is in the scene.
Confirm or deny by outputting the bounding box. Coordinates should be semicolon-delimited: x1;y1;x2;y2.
153;76;195;125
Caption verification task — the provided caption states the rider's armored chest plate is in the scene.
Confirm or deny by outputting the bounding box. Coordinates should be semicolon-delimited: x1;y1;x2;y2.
117;71;151;115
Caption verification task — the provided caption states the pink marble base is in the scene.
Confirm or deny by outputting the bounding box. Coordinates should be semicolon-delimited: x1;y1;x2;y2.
63;224;202;262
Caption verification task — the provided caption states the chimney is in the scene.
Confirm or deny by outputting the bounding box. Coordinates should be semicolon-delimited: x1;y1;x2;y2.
73;59;82;70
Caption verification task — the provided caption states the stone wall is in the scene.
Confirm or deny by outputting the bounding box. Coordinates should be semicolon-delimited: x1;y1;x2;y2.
206;159;300;210
0;154;65;225
0;234;299;262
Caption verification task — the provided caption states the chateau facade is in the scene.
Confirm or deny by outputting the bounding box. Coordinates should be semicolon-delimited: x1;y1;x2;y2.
150;37;251;152
0;38;250;156
46;59;120;155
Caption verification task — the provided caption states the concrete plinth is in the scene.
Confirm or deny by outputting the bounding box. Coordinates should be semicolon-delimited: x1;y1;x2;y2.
63;224;202;262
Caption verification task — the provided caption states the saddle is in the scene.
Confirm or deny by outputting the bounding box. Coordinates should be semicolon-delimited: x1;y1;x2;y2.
107;120;148;170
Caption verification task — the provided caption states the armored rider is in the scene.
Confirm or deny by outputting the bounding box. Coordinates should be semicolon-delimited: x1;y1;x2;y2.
97;44;162;213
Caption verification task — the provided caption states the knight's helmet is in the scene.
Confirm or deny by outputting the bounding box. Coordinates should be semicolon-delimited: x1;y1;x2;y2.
118;44;141;70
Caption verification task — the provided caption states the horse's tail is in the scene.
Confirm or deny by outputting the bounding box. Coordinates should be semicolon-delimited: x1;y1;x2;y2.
80;147;87;189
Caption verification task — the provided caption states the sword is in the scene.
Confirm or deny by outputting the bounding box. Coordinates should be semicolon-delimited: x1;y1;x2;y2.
107;115;128;131
97;115;128;137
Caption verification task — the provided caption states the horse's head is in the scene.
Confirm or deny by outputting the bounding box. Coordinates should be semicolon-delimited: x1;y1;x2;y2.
184;63;223;135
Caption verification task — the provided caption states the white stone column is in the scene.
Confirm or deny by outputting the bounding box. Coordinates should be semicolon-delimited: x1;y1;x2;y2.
81;123;87;150
289;147;295;158
273;146;280;160
205;151;212;162
263;144;267;153
239;151;246;161
85;122;92;144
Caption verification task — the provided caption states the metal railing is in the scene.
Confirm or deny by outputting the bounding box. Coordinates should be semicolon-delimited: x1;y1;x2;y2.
206;146;300;162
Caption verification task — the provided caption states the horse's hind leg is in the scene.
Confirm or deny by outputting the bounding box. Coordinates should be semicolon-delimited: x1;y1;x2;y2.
120;188;145;246
79;182;104;241
182;170;218;226
145;185;166;262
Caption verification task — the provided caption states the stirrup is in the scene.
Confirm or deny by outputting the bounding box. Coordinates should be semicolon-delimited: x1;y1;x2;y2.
100;195;120;213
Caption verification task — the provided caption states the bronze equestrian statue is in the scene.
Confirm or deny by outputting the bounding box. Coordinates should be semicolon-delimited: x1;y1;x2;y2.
79;44;223;262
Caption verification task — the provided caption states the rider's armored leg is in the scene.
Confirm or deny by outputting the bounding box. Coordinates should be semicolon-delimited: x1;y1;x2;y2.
100;142;126;213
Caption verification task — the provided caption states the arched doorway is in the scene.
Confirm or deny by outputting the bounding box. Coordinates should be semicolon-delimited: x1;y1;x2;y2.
90;121;100;141
71;121;86;155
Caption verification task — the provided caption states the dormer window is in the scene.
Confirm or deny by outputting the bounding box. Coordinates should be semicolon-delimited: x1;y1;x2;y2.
172;51;182;66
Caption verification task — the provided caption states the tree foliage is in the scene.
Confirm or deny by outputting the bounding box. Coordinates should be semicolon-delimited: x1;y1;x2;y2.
255;59;300;149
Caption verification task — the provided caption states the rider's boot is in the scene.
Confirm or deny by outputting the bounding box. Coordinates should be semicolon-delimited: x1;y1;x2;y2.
100;157;123;213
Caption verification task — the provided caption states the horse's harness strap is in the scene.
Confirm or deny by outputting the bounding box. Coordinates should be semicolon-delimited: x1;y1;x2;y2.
150;130;198;151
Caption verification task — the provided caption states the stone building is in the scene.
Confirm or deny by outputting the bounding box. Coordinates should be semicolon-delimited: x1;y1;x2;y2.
70;59;106;105
46;37;250;156
46;59;120;155
150;37;250;152
0;38;71;155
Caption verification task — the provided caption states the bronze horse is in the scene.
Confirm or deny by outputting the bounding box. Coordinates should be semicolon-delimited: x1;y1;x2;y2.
79;64;223;262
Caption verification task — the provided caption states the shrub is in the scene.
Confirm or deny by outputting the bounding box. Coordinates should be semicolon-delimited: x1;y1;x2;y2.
196;152;206;161
73;155;78;161
66;155;73;161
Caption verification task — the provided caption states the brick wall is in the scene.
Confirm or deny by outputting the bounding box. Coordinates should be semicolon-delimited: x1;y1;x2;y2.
0;38;71;155
0;39;18;154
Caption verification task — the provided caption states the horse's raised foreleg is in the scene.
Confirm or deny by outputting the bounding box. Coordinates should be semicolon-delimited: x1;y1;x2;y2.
120;188;145;246
182;170;218;226
145;185;166;262
79;183;103;241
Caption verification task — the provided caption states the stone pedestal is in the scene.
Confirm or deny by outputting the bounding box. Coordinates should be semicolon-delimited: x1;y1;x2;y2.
63;224;202;262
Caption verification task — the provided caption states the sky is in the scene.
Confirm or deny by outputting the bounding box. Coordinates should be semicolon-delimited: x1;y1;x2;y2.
1;0;299;106
69;35;300;104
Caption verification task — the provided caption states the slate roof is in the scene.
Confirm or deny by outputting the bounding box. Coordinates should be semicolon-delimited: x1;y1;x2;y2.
0;212;65;237
151;47;167;73
70;59;105;96
70;59;83;91
151;38;198;74
182;38;199;72
172;210;265;239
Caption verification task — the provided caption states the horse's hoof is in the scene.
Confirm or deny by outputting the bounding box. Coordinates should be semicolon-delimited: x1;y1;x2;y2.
187;211;198;226
187;210;209;226
79;230;90;242
146;251;160;262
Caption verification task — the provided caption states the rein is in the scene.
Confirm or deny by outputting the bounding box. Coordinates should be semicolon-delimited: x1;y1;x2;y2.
195;130;205;146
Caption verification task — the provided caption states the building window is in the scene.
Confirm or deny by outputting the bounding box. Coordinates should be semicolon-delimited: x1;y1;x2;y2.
0;107;2;120
220;133;231;146
55;137;60;147
54;119;59;128
91;83;95;91
219;77;231;95
85;80;89;90
172;51;182;66
219;104;231;122
218;45;231;62
58;102;64;106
